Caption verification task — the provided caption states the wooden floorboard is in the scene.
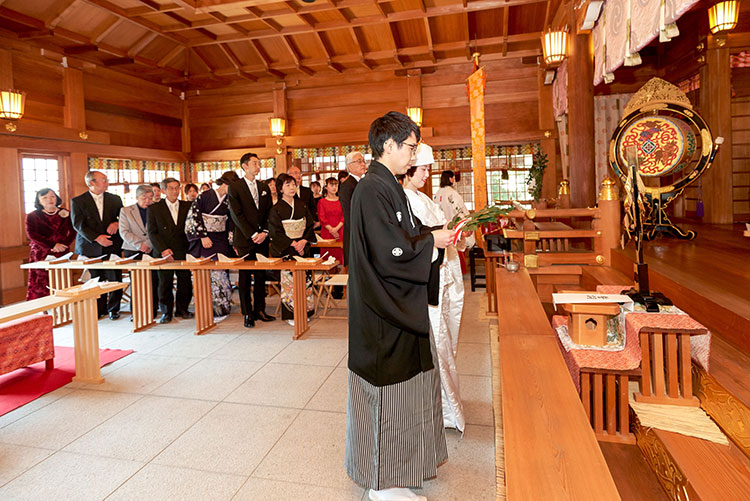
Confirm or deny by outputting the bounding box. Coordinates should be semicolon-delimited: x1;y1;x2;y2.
613;221;750;355
708;335;750;408
599;442;668;501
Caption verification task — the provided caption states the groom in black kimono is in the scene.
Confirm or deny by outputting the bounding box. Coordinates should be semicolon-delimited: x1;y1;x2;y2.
345;111;453;501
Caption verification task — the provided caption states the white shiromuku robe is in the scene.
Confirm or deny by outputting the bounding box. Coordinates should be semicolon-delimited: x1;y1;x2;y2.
433;185;475;249
404;188;466;432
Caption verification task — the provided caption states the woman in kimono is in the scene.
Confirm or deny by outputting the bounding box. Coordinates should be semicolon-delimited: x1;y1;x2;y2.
25;188;75;300
401;144;466;433
185;170;239;317
268;173;316;325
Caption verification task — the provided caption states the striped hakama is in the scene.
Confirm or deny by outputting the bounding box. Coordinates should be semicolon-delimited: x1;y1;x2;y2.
345;332;448;490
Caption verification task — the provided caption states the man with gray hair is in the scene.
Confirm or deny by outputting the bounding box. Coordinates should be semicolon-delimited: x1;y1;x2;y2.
71;170;124;319
119;184;158;316
339;151;367;266
147;177;193;323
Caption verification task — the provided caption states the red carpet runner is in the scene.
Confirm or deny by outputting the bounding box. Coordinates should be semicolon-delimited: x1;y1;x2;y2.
0;346;133;416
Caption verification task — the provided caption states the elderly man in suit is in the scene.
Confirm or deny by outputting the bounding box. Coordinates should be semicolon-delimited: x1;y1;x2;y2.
228;152;275;328
147;177;193;324
71;170;124;320
119;184;159;317
339;151;368;267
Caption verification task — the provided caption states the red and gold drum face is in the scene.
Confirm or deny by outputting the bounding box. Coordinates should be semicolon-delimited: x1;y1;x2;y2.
619;116;695;176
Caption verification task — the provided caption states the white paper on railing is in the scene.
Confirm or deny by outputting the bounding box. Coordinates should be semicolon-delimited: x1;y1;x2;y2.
293;256;318;263
255;253;271;262
80;277;101;290
107;254;122;262
218;253;247;263
45;251;74;261
141;254;155;262
323;256;337;266
552;293;634;312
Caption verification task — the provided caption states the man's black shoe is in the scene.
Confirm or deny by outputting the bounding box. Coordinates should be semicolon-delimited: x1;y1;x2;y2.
254;311;275;322
176;311;194;319
158;314;172;324
109;312;121;320
244;314;255;328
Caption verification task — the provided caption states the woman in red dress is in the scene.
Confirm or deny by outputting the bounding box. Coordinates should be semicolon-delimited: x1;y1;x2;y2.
316;177;344;264
25;188;75;300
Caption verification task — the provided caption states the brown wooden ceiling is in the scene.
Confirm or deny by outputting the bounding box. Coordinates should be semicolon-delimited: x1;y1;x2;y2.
0;0;563;89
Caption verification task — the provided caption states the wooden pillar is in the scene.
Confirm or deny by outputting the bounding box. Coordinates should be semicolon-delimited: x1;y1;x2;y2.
63;68;86;130
700;40;733;224
566;13;596;208
182;98;191;181
273;86;288;173
407;69;422;114
538;68;558;200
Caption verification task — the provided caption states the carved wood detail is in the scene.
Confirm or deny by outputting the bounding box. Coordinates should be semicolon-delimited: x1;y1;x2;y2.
692;364;750;458
632;411;691;501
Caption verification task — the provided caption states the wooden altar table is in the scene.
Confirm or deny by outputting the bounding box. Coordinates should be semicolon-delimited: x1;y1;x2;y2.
0;282;128;384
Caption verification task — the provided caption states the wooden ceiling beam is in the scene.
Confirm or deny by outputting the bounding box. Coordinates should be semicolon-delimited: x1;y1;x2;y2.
185;0;533;47
0;6;45;29
128;31;159;57
158;44;184;66
502;6;508;56
387;22;403;67
246;7;282;33
48;0;79;28
281;35;314;76
192;47;215;71
170;47;541;87
349;26;373;70
103;56;135;66
464;11;472;60
82;0;188;44
64;44;98;55
250;39;285;79
215;42;256;80
423;17;435;63
93;17;123;44
314;31;343;73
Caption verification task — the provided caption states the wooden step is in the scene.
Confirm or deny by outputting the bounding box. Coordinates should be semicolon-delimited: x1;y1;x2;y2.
600;442;669;501
633;412;750;499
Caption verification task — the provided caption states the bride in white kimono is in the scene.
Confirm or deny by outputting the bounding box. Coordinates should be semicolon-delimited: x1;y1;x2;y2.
402;143;466;432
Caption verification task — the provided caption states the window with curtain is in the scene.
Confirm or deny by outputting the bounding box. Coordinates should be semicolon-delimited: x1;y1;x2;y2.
89;157;186;206
429;144;539;210
292;145;372;186
193;158;275;185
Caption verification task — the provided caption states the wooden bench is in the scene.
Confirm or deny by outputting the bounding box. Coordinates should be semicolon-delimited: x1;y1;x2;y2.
494;267;620;499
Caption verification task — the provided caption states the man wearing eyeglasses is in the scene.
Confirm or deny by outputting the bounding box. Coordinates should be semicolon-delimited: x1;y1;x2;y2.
345;111;453;501
339;151;368;267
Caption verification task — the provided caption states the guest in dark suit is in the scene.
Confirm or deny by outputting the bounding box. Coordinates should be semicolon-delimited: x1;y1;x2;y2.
119;184;159;317
286;165;318;225
71;170;124;319
339;151;368;267
147;177;193;324
228;152;275;328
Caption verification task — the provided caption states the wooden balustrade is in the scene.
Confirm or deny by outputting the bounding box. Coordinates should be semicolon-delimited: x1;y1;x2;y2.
580;369;637;444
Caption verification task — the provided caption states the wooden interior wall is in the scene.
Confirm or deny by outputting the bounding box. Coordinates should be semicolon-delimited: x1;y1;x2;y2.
0;40;184;305
732;67;750;222
190;58;543;159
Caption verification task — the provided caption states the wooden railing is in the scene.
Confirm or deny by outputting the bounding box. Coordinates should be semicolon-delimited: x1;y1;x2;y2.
483;188;621;314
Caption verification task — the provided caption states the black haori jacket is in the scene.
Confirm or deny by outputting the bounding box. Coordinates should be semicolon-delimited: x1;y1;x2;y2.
347;160;442;387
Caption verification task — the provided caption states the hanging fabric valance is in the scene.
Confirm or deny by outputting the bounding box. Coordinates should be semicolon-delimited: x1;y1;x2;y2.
88;157;184;173
592;0;700;86
432;144;540;161
291;144;370;160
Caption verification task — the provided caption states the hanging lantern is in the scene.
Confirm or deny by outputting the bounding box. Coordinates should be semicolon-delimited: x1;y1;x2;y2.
406;107;423;127
708;1;740;34
269;117;286;137
0;89;25;120
542;29;568;66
